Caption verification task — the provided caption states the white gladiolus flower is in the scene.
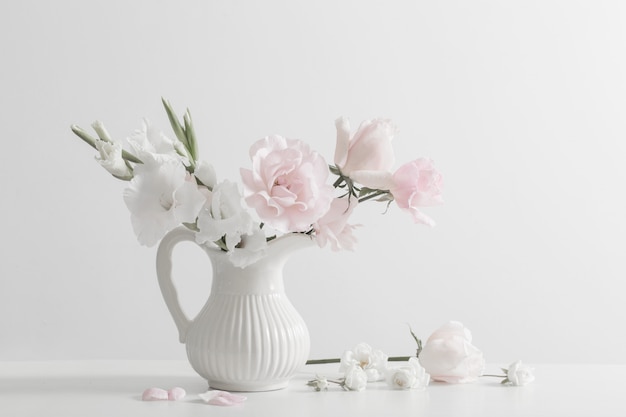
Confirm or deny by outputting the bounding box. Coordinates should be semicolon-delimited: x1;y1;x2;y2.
194;160;217;189
94;138;132;179
196;180;267;268
227;227;267;268
127;119;186;163
123;158;206;246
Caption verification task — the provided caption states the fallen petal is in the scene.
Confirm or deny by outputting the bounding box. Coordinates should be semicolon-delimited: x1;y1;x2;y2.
198;390;247;406
142;387;169;401
167;387;186;400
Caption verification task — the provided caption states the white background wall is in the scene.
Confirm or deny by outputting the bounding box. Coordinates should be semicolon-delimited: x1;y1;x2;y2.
1;0;625;365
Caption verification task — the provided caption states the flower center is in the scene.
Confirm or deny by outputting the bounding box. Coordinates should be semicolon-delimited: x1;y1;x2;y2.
159;193;173;211
274;176;290;189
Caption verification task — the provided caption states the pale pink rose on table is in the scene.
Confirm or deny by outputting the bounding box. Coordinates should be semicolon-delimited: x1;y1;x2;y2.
389;158;443;226
418;321;485;383
313;197;360;251
334;117;396;189
240;135;334;232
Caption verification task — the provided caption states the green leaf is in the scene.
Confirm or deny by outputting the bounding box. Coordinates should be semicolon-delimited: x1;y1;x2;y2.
359;187;376;197
121;149;143;164
91;121;113;143
161;97;190;150
408;325;423;357
183;109;198;161
71;125;97;149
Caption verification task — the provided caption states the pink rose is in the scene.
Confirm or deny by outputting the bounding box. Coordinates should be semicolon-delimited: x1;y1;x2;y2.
418;321;485;383
334;117;396;189
389;158;443;226
240;135;334;232
313;197;359;251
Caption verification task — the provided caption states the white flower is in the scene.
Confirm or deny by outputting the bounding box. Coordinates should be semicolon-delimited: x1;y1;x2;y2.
340;343;388;382
195;180;267;267
504;360;535;386
127;119;186;163
342;363;368;391
194;160;217;189
196;180;254;248
386;357;430;390
94;138;132;180
123;158;206;246
306;375;329;391
226;226;267;268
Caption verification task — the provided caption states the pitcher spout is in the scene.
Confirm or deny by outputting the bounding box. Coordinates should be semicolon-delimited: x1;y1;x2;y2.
264;232;316;261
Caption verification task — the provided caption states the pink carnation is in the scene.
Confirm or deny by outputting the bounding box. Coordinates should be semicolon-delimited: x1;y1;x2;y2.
240;135;334;232
389;158;443;226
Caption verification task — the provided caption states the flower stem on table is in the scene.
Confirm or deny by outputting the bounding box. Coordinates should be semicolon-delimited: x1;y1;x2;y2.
306;356;413;365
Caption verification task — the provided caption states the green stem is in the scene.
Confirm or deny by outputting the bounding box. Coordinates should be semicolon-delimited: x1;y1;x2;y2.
358;190;389;203
306;356;413;365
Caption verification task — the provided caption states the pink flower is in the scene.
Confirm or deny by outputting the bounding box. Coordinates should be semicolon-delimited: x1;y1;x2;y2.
418;321;485;383
240;135;334;232
334;117;396;189
389;158;443;226
141;387;186;401
313;197;360;251
198;390;247;406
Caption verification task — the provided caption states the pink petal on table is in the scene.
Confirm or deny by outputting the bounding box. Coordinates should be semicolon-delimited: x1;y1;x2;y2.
167;387;186;400
142;387;169;401
198;390;247;406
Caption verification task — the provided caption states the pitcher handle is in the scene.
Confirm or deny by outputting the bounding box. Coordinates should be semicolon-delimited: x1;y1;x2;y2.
156;226;198;343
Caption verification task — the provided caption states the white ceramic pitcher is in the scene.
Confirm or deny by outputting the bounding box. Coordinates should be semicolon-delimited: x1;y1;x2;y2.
156;226;312;391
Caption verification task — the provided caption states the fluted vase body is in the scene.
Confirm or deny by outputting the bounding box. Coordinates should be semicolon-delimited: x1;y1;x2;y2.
156;227;312;391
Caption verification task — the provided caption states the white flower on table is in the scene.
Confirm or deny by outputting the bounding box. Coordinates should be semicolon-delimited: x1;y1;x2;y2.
386;357;430;390
306;375;329;391
340;342;388;382
342;362;368;391
502;360;535;386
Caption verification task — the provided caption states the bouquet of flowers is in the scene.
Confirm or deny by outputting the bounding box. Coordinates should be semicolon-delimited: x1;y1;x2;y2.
71;99;443;267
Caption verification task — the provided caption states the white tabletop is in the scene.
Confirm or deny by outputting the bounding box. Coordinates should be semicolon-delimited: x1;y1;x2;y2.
0;361;622;416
